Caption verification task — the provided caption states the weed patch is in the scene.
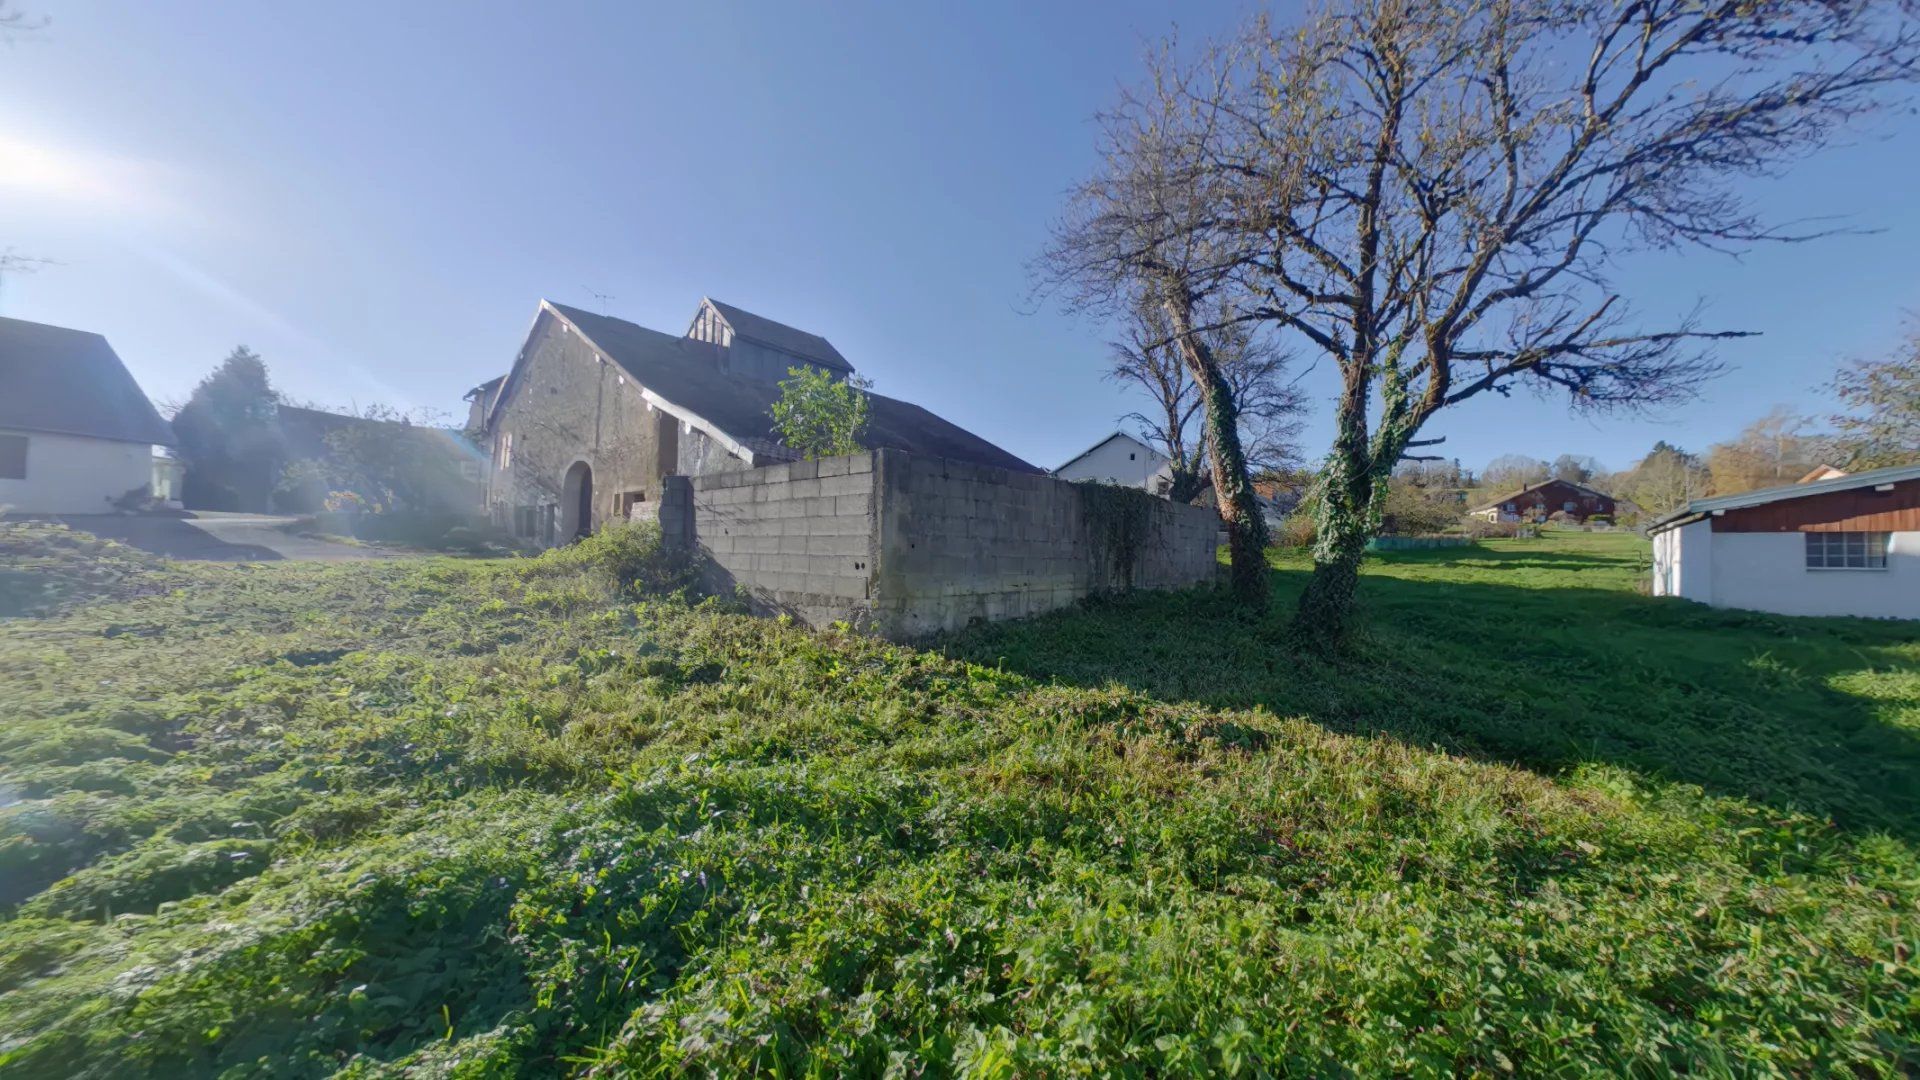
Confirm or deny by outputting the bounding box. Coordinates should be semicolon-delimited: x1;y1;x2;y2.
0;529;1915;1075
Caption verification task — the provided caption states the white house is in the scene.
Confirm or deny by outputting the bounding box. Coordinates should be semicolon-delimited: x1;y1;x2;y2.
0;316;175;514
1054;431;1173;494
1648;463;1920;620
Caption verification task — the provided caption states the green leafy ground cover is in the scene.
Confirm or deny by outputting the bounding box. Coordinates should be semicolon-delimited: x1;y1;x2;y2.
0;526;1915;1076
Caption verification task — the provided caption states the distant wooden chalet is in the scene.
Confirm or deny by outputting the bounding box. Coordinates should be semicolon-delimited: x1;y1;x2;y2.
1469;478;1616;523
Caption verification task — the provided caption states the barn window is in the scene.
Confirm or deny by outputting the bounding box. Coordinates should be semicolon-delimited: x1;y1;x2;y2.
500;432;514;469
0;433;25;479
1805;531;1889;570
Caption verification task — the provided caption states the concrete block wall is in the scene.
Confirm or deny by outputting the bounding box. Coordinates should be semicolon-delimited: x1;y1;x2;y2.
688;453;878;628
868;449;1220;637
682;448;1222;638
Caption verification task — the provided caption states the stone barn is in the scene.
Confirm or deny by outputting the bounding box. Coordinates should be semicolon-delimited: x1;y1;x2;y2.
476;298;1036;545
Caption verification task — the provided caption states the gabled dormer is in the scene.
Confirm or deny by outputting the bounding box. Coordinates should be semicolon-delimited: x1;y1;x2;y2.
685;297;854;382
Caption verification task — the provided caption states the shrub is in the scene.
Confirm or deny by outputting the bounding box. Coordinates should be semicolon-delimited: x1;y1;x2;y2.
1464;518;1522;539
538;522;702;598
1274;510;1316;548
771;365;871;459
1379;483;1464;536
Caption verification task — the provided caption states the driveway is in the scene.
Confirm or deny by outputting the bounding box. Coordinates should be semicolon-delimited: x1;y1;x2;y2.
29;512;400;562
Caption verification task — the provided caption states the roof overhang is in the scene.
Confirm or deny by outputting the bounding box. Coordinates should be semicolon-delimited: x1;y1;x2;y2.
1648;462;1920;532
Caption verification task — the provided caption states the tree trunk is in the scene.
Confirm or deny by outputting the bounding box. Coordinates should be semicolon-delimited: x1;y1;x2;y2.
1165;299;1268;605
1294;367;1379;642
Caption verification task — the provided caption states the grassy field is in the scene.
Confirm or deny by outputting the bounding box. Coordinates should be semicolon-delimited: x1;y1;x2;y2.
0;524;1915;1076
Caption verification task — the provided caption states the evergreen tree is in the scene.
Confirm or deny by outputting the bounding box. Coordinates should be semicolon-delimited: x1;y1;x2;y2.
172;347;284;511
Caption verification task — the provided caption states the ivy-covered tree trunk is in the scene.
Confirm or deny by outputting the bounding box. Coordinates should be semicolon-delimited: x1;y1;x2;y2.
1295;357;1417;643
1164;458;1208;504
1165;299;1268;604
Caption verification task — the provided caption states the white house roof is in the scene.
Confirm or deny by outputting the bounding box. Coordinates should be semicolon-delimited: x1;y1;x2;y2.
0;316;175;446
1054;431;1167;475
1647;461;1920;533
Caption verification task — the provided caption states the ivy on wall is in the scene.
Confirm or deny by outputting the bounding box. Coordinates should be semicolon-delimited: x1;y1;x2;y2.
1075;481;1156;589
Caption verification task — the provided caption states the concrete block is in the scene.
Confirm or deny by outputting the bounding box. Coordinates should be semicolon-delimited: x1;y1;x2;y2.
800;573;863;598
808;516;870;538
803;534;861;557
818;472;870;498
788;458;819;481
756;571;808;595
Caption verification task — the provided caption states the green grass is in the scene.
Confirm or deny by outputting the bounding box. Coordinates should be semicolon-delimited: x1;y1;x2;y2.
0;525;1915;1077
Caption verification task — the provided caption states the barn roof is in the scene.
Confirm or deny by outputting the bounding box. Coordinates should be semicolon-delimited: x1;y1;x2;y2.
1648;462;1920;533
464;374;505;402
703;298;851;373
533;302;1039;474
0;316;174;446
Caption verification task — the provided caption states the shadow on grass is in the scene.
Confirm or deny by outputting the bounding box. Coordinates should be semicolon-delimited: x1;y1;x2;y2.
939;539;1920;842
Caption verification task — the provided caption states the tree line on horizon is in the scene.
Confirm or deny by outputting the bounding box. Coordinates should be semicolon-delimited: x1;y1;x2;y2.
1394;332;1920;520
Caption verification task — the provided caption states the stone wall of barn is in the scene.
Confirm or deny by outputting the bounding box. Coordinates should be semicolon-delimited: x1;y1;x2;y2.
487;309;751;543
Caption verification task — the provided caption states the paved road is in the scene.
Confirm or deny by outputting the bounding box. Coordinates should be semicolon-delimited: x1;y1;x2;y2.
25;512;398;562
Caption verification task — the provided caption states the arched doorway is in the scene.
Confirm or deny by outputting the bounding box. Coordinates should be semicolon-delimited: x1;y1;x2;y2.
560;460;594;541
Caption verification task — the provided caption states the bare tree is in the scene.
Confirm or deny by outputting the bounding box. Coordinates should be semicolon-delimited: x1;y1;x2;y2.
1707;407;1831;493
1481;454;1550;491
1616;440;1710;517
0;0;44;38
1108;287;1305;502
1550;454;1602;485
1157;0;1920;640
1039;38;1279;602
0;249;56;309
1830;326;1920;469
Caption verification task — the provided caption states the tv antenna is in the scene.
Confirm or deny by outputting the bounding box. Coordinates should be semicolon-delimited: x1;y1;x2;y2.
583;286;615;313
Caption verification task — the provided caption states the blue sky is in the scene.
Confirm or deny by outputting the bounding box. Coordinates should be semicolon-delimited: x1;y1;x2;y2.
2;0;1916;477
